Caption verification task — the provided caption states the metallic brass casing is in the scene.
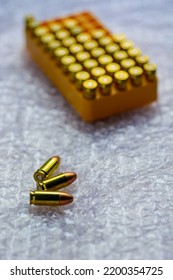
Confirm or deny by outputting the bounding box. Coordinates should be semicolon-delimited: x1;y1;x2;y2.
120;39;134;50
129;66;143;86
69;43;84;55
143;63;157;81
46;40;61;53
49;22;63;33
76;32;91;44
30;190;73;206
113;33;126;44
91;29;106;40
54;47;69;64
70;26;84;37
63;18;78;29
40;33;55;46
68;63;83;81
75;71;90;90
98;75;113;95
127;47;142;58
120;58;136;71
91;67;106;80
91;47;105;59
83;59;98;71
55;29;70;40
113;50;128;63
76;51;91;63
60;55;76;72
84;40;98;51
83;79;98;99
34;156;60;183
136;55;149;67
98;54;113;67
105;43;120;55
34;26;49;37
37;172;77;191
114;70;129;90
62;36;76;48
105;62;121;76
99;36;113;47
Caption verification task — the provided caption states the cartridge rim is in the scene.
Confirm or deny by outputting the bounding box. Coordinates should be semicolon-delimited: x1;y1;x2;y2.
34;170;46;183
91;67;106;79
136;55;149;66
70;25;84;36
68;63;83;80
120;39;134;50
83;58;98;70
75;71;90;82
83;79;98;99
63;18;78;28
91;47;105;58
54;47;69;60
114;70;129;81
113;33;126;43
76;32;91;44
69;43;84;54
61;55;76;69
99;36;113;47
121;58;136;70
76;51;91;62
105;43;120;54
55;29;70;40
84;39;98;51
47;40;61;51
49;22;63;33
113;50;128;62
98;54;113;67
40;33;55;45
34;26;49;37
143;63;157;72
98;75;113;86
91;28;106;40
62;36;76;47
127;47;142;58
129;66;143;77
106;62;121;75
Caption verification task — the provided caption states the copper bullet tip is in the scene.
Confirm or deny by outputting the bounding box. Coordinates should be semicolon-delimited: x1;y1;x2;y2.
59;192;74;205
65;172;77;185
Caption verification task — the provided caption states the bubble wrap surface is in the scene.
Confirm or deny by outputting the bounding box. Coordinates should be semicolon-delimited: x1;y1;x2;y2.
0;0;173;260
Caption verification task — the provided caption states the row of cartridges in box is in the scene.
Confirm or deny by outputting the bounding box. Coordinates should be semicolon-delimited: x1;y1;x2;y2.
30;156;77;206
25;15;156;99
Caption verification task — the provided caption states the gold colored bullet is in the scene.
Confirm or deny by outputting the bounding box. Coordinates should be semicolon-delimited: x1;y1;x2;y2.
55;29;70;40
143;63;157;81
37;172;77;191
62;36;76;48
68;63;83;81
54;47;69;64
69;43;84;55
99;36;113;47
30;190;73;206
25;15;35;26
120;39;134;50
113;33;126;44
83;79;98;99
40;33;55;46
105;62;121;77
91;67;106;80
91;47;105;59
46;40;61;53
49;22;63;33
120;58;136;71
34;156;60;183
98;54;113;67
129;66;143;86
63;18;78;29
34;26;49;38
98;75;113;95
113;50;128;63
91;29;106;40
70;25;84;37
76;32;91;44
136;55;149;67
127;47;142;58
76;51;91;63
105;43;120;55
84;40;98;51
83;59;98;71
75;71;90;90
60;55;76;72
114;70;129;90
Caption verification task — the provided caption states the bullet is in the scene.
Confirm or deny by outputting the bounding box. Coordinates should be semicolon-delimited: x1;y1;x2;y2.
40;33;55;46
98;54;113;67
25;15;38;31
120;58;136;71
37;172;77;191
99;36;113;47
98;75;113;95
54;47;69;64
143;63;157;81
55;29;70;40
62;36;76;48
83;59;98;71
113;50;128;63
69;43;84;55
34;156;60;183
91;47;105;59
136;55;149;67
120;39;134;50
49;22;63;33
91;29;106;40
84;40;98;51
61;55;76;72
105;43;120;55
113;33;126;44
63;18;78;29
68;63;83;81
76;32;91;44
75;71;90;90
46;40;62;53
129;66;143;86
76;51;91;63
83;79;98;99
114;70;129;90
105;62;121;77
69;25;84;37
91;67;106;80
30;190;73;206
127;47;142;58
25;15;35;26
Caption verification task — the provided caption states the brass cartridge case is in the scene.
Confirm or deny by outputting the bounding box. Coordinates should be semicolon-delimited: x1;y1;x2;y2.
34;26;49;38
76;32;91;44
30;190;73;206
62;37;76;48
113;50;128;63
34;156;60;183
68;63;83;81
91;47;105;59
127;47;142;58
46;40;61;53
54;47;69;64
114;70;129;90
105;62;121;77
49;22;63;33
98;75;113;95
61;55;76;72
69;43;84;55
37;172;77;191
63;18;78;29
98;54;113;67
75;71;90;90
99;36;113;47
105;43;120;55
143;63;157;81
76;51;91;63
55;29;70;40
136;55;149;67
91;29;106;40
40;33;55;46
120;58;135;71
83;59;98;71
84;40;98;51
113;33;126;44
70;26;84;37
83;79;98;99
120;39;134;50
129;66;143;86
91;67;106;80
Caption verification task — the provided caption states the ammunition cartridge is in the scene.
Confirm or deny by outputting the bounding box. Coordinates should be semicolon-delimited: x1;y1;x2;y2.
143;63;157;81
34;156;60;183
113;50;128;63
63;18;78;29
120;58;135;71
49;22;63;33
91;29;106;40
129;66;143;86
55;29;70;40
105;43;120;55
83;79;98;99
136;55;149;67
99;36;113;47
34;26;49;38
62;37;76;48
98;54;113;67
40;33;55;46
37;172;77;191
105;62;121;77
68;63;83;81
91;67;106;80
30;191;73;206
84;40;98;51
70;26;84;37
113;33;126;44
91;47;105;59
120;39;134;50
83;59;98;71
127;47;142;58
76;32;91;44
46;40;62;53
60;55;76;72
54;47;69;64
69;43;84;55
98;75;113;95
114;70;129;90
75;71;90;90
76;51;91;63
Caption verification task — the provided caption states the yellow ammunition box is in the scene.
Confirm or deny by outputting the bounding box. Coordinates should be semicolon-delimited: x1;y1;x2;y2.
26;11;157;122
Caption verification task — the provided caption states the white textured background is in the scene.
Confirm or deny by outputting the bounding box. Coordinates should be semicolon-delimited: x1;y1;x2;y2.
0;0;173;260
